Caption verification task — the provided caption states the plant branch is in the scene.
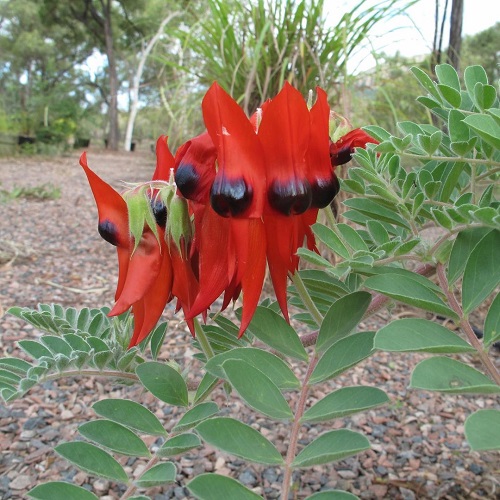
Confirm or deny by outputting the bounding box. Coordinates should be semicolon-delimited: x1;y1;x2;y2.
290;272;323;327
194;316;215;359
281;354;318;500
436;263;500;385
43;369;139;383
400;152;500;168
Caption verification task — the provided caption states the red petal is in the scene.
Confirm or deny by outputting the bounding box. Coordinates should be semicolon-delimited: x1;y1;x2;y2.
171;243;199;318
187;205;235;318
128;240;174;347
258;82;312;215
330;129;379;166
307;88;339;208
264;215;295;322
174;132;217;204
79;153;129;247
202;83;266;218
109;230;162;316
237;218;267;336
153;136;175;181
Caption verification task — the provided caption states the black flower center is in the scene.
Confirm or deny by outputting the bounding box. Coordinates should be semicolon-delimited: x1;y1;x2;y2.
210;176;253;217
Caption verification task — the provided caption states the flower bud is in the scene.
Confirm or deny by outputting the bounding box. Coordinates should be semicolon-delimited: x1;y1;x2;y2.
124;187;159;252
167;193;193;252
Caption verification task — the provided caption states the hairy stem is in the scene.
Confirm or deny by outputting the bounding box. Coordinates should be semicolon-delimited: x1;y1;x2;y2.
436;263;500;385
281;354;318;500
194;316;215;359
290;271;323;327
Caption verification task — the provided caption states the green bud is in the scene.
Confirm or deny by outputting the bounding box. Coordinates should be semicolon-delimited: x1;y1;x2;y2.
124;187;160;253
167;194;192;252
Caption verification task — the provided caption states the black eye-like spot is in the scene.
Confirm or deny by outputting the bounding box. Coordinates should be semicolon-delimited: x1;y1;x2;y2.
151;199;167;228
310;174;340;208
98;219;119;246
330;146;352;167
210;176;253;217
175;163;200;199
268;178;312;215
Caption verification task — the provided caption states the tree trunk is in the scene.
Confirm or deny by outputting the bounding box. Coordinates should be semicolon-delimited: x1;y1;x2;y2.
447;0;464;72
123;12;180;152
103;0;119;150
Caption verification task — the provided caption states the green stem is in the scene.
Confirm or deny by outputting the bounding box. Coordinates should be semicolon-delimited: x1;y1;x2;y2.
290;271;323;327
43;369;139;382
194;316;215;359
400;152;500;167
323;203;337;228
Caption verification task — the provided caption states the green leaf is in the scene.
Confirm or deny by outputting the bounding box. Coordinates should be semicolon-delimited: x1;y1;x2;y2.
448;227;492;284
410;357;500;394
316;292;372;354
245;307;308;361
28;482;99;500
205;347;299;390
135;462;176;488
410;66;442;102
312;223;350;259
310;332;375;384
149;322;168;361
55;442;128;482
366;220;389;245
196;417;284;465
364;274;457;319
221;359;292;419
435;64;461;91
92;399;166;436
463;114;500;150
194;372;219;404
78;420;150;457
342;198;410;229
473;82;497;110
465;410;500;451
173;402;219;432
0;357;31;375
292;430;370;468
306;491;359;500
296;248;333;268
437;84;461;108
187;474;262;500
301;386;389;423
464;65;488;97
375;319;474;353
18;340;53;360
462;230;500;314
336;223;369;252
483;292;500;347
136;361;188;407
156;433;201;457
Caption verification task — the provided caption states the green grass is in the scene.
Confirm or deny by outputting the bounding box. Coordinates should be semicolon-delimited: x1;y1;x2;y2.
0;183;61;202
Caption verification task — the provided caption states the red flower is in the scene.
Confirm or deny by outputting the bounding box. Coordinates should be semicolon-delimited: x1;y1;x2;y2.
80;136;198;347
330;128;379;166
175;83;337;334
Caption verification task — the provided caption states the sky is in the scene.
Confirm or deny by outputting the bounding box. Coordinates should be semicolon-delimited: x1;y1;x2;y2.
331;0;499;72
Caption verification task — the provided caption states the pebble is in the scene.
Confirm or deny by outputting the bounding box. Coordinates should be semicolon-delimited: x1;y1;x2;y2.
9;475;33;490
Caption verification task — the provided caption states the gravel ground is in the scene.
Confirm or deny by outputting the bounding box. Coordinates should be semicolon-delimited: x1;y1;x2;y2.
0;149;499;499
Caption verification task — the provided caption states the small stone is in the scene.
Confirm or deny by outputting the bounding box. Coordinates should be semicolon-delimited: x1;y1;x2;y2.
93;479;109;492
337;470;357;479
469;463;484;475
400;487;416;500
60;409;74;420
9;475;33;490
238;470;257;486
215;457;226;470
19;430;36;440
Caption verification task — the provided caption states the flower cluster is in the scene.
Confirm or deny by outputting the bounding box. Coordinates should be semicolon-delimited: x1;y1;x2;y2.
81;83;377;347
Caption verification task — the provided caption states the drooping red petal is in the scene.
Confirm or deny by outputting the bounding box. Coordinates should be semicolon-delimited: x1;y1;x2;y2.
79;153;129;247
307;88;340;208
202;82;266;218
264;215;295;322
115;245;130;301
235;218;267;337
258;82;312;216
127;239;174;347
171;242;199;333
187;205;235;319
152;135;175;181
174;132;217;204
109;230;162;317
330;128;379;166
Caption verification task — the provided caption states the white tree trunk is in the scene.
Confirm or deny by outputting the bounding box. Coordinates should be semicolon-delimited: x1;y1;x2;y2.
123;12;180;152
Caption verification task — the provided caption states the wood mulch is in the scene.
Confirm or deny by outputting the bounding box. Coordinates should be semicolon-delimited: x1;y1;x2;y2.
0;149;498;499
